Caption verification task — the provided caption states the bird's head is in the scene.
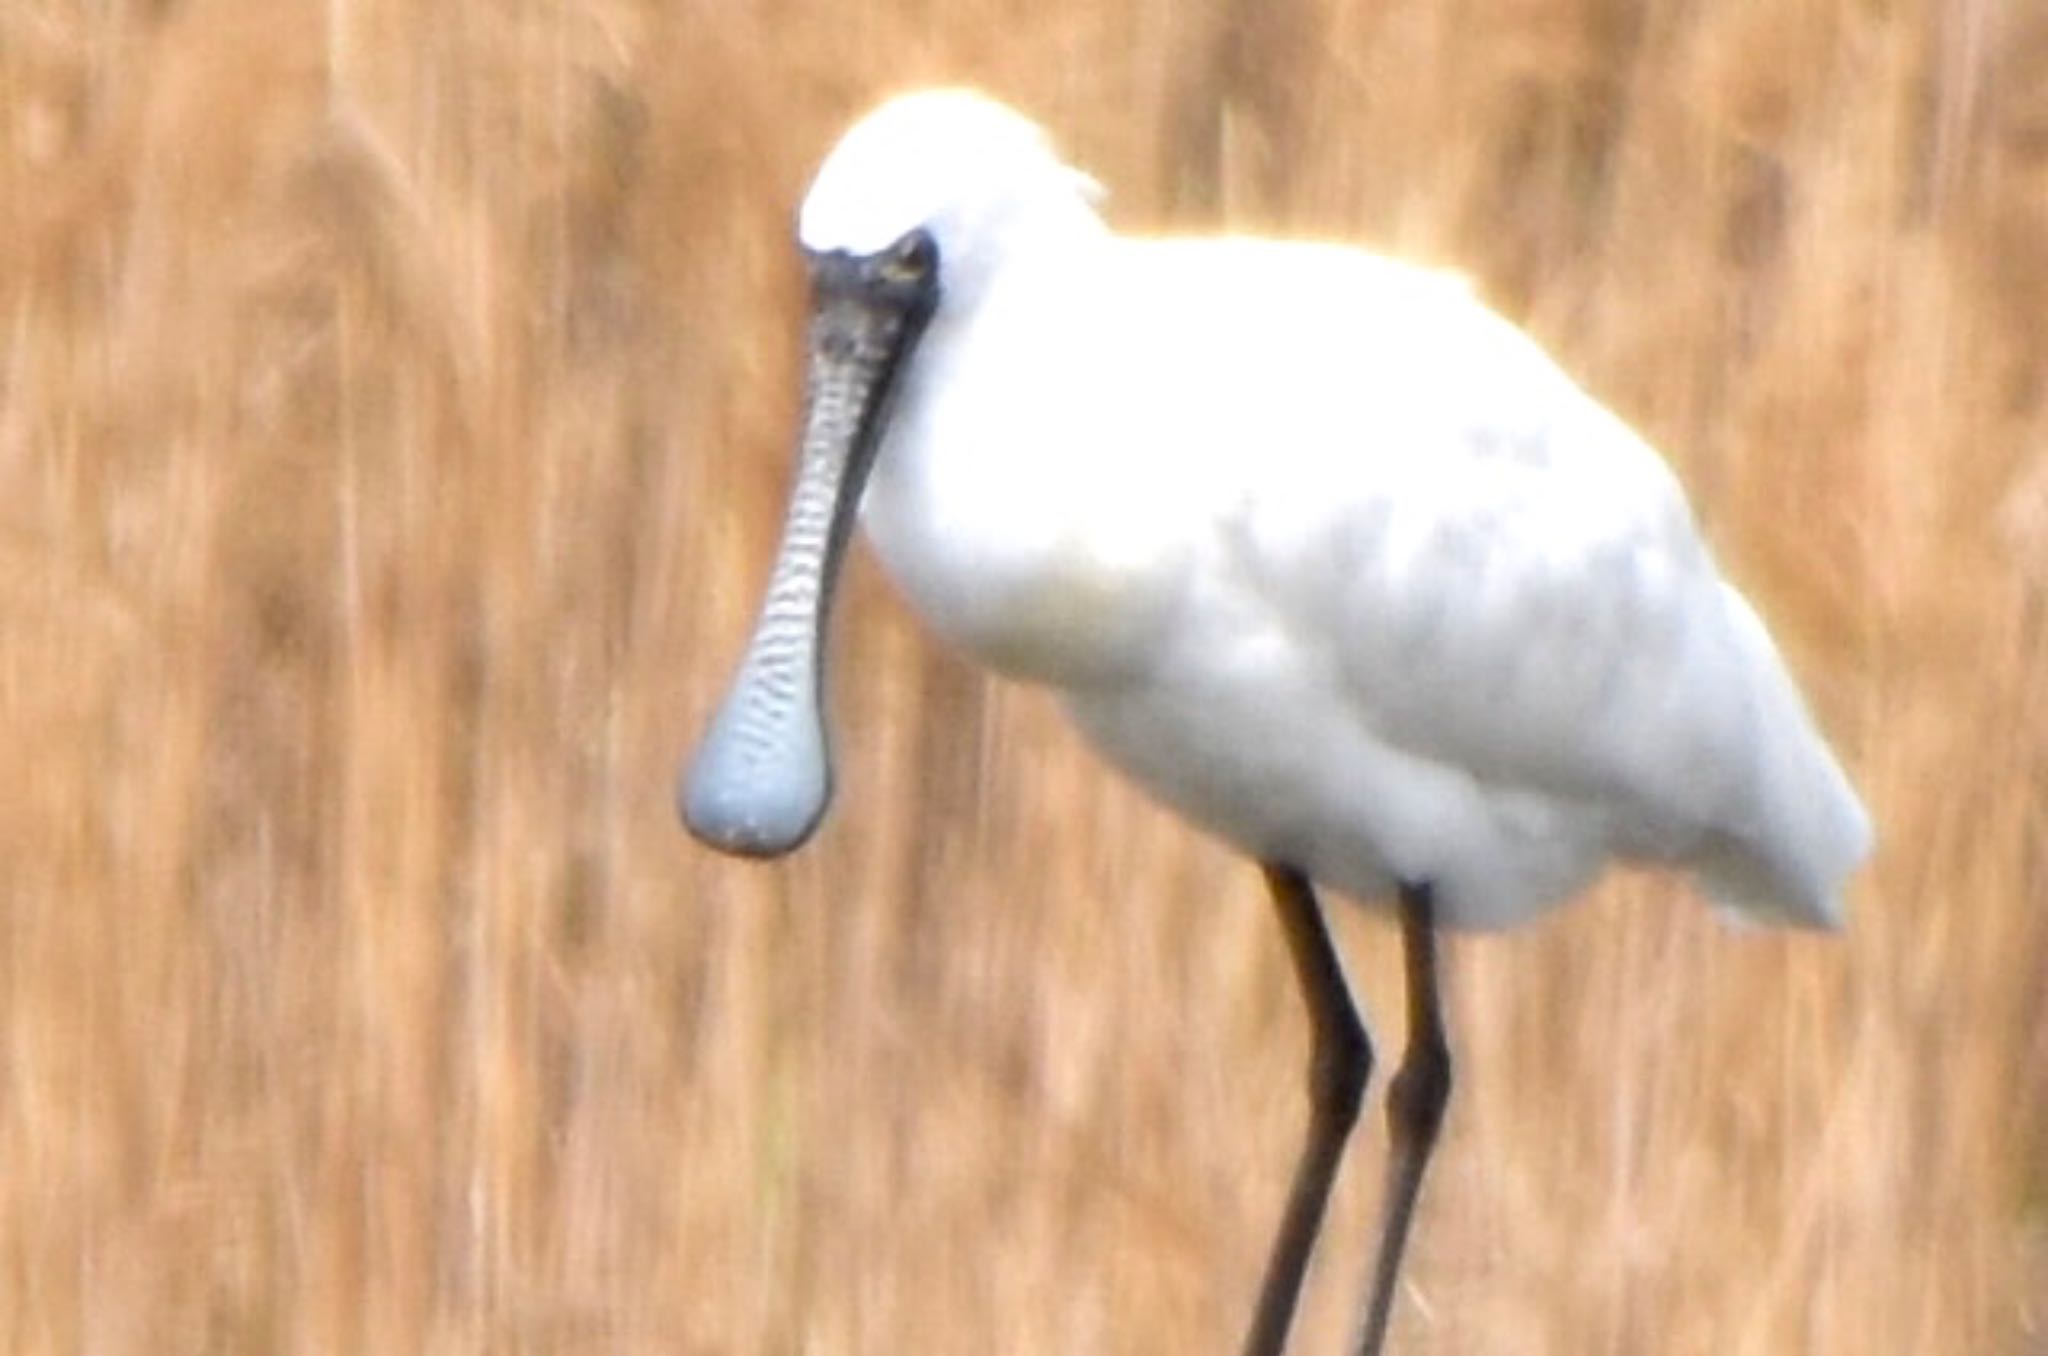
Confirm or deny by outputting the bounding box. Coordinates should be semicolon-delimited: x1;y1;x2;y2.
796;88;1102;295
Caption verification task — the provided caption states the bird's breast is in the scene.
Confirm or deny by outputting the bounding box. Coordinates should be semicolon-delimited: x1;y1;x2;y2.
858;349;1197;688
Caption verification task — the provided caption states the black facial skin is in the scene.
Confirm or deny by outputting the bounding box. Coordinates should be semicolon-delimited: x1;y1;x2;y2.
793;228;942;619
680;228;941;857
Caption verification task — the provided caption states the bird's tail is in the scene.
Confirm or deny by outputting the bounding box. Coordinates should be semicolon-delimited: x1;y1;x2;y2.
1694;588;1872;929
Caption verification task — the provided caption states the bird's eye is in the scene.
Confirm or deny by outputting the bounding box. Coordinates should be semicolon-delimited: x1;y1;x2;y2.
884;230;939;281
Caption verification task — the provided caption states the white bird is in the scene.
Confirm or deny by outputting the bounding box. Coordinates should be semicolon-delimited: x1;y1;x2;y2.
681;88;1872;1356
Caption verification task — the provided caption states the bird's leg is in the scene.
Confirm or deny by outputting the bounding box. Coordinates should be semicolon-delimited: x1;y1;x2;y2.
1242;864;1373;1356
1355;881;1452;1356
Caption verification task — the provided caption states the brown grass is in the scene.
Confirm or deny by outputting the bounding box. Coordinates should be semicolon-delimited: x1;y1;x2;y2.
2;0;2043;1351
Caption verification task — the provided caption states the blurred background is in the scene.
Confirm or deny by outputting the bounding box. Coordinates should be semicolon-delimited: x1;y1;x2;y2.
3;0;2044;1351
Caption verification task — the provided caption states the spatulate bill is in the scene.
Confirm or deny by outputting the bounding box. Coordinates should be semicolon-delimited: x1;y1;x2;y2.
682;237;940;857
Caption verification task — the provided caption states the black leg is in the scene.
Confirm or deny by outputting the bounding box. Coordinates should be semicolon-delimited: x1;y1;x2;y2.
1241;864;1373;1356
1355;881;1452;1356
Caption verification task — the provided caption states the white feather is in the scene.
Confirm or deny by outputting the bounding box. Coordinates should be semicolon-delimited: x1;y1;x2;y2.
808;90;1872;930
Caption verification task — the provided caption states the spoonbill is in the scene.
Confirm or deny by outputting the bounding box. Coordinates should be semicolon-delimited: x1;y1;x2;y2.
680;88;1871;1356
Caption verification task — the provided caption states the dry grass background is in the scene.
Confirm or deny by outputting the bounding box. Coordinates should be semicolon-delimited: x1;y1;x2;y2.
2;0;2045;1352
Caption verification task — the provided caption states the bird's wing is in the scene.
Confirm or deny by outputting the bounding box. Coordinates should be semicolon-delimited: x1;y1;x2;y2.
1256;355;1726;808
1225;278;1866;919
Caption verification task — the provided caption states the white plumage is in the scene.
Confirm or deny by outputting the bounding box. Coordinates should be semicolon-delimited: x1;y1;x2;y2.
681;87;1877;1356
806;89;1871;930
